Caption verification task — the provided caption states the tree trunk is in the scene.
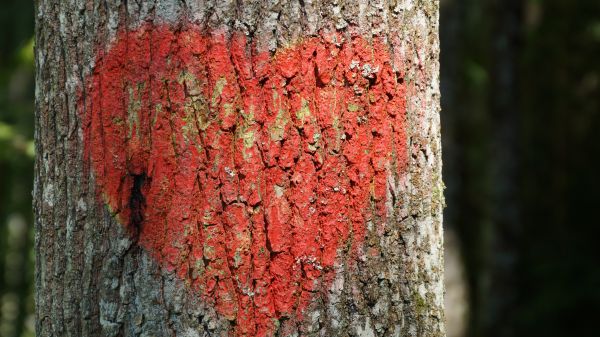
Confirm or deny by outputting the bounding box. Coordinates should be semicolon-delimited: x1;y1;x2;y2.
34;1;443;336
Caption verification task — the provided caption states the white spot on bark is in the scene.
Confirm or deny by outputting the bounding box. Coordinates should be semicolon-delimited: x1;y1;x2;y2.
43;183;54;207
181;327;200;337
295;255;323;270
77;197;87;212
361;63;380;78
274;185;285;197
224;166;235;177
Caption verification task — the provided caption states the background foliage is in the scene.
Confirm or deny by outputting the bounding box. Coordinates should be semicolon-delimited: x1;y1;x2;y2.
441;0;599;336
0;1;35;337
0;0;598;336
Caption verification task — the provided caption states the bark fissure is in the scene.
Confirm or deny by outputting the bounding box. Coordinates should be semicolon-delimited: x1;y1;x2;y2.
128;173;148;241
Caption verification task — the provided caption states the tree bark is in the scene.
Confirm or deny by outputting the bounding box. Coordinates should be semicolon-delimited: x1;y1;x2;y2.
34;1;443;336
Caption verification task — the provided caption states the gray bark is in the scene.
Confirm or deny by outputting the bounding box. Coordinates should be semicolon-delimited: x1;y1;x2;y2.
34;1;443;336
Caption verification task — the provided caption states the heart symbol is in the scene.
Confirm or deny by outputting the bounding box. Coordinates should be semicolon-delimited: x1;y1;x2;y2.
83;23;407;336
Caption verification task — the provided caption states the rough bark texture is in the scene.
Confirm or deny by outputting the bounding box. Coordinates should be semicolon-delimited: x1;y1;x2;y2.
34;1;443;336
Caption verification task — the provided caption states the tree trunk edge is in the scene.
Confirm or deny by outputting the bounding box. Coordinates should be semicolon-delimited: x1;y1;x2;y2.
33;1;444;336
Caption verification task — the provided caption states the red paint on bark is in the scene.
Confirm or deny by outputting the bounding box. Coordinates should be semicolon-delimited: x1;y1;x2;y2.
83;23;407;336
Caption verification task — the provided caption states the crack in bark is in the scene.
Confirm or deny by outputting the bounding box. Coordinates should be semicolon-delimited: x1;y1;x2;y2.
128;173;148;242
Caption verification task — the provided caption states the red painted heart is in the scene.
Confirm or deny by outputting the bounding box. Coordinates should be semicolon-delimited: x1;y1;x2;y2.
83;23;407;336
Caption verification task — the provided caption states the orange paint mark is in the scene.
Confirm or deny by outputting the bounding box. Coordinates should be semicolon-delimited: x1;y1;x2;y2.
82;23;407;336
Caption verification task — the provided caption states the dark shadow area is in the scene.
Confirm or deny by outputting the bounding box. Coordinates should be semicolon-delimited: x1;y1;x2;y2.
441;0;600;336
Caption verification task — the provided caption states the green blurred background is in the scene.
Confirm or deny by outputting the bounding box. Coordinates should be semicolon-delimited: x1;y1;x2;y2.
0;1;35;337
0;1;598;337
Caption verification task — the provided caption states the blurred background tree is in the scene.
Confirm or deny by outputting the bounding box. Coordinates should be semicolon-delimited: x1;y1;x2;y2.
0;1;36;337
0;0;598;336
441;0;600;337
